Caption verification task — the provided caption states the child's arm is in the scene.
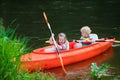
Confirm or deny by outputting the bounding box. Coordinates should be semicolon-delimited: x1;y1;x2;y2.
56;44;65;50
48;33;54;44
56;44;62;49
45;33;54;44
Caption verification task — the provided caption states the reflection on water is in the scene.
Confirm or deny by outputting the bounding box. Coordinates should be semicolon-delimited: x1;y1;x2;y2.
112;44;120;47
45;47;114;80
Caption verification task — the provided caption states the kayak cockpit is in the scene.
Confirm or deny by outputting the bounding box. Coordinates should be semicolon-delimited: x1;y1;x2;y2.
32;42;96;54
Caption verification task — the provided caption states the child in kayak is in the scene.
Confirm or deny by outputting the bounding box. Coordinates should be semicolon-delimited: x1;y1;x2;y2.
45;32;69;52
74;26;98;48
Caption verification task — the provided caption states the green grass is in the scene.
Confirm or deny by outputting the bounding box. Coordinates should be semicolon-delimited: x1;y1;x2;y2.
0;29;28;80
17;71;55;80
0;19;56;80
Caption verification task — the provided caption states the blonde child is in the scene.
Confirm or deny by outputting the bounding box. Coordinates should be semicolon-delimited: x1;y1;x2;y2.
45;32;69;52
80;26;93;45
74;26;97;48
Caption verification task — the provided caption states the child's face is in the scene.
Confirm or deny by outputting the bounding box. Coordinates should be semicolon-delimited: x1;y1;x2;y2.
81;31;89;38
58;37;65;45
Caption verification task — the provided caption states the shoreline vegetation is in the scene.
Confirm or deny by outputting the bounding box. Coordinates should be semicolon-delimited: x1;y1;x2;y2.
0;18;56;80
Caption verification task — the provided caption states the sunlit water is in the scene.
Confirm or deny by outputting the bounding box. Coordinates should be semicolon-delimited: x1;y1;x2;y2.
1;0;120;79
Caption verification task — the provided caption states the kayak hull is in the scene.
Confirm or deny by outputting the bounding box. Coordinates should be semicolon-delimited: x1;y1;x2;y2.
20;40;114;72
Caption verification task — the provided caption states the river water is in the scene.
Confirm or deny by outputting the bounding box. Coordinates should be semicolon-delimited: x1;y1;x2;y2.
1;0;120;79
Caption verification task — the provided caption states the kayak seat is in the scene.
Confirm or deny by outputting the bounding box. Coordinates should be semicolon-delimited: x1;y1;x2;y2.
69;42;76;49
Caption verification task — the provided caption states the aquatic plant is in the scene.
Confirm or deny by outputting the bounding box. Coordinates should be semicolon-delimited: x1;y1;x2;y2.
91;62;110;79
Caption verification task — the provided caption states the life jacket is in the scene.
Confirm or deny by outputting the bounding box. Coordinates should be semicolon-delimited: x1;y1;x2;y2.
80;36;92;46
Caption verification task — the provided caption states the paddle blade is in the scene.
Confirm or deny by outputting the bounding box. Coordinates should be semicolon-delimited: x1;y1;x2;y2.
43;12;51;29
43;12;49;24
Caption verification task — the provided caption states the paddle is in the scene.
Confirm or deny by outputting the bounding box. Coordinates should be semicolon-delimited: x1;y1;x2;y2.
46;39;119;43
114;40;120;43
74;39;119;43
96;40;120;43
43;12;67;74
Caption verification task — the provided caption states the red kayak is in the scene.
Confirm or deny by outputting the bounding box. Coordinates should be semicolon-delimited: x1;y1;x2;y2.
20;39;114;72
45;47;113;75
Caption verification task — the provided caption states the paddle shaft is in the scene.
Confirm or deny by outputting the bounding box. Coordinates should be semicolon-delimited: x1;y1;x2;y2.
45;39;116;43
96;40;120;43
114;40;120;43
43;12;67;74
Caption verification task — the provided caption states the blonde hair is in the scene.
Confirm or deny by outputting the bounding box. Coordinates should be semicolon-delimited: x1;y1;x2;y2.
80;26;92;34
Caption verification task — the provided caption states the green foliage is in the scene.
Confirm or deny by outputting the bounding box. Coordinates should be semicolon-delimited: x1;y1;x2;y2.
0;28;29;80
0;18;5;37
17;71;56;80
91;63;110;79
0;21;55;80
